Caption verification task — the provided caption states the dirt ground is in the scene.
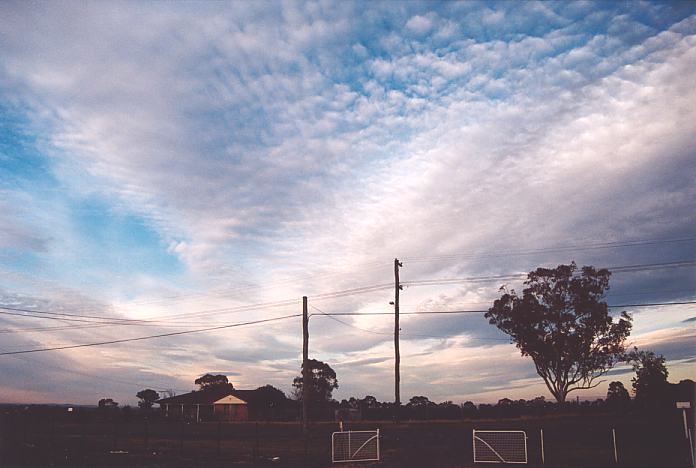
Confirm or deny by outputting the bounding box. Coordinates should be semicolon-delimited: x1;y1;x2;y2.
0;412;693;467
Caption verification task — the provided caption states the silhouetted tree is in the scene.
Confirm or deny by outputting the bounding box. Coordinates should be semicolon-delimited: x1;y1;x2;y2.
254;385;287;407
292;359;338;402
486;262;632;403
136;389;159;410
408;396;433;408
360;395;380;410
98;398;118;409
249;385;287;418
407;396;434;419
606;381;630;412
669;379;695;404
626;348;669;408
497;398;514;407
461;401;477;417
435;401;461;419
195;374;232;390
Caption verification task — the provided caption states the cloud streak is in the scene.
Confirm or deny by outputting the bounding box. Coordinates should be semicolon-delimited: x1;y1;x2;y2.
0;1;694;405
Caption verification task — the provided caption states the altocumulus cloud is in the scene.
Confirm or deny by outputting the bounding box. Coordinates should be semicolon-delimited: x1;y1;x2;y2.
0;1;694;405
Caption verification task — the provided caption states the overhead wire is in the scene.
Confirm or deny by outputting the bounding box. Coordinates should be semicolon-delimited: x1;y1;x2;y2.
0;313;301;356
5;354;190;392
311;301;696;318
309;304;510;341
401;260;696;287
1;260;692;342
2;235;691;316
400;236;696;263
4;259;691;326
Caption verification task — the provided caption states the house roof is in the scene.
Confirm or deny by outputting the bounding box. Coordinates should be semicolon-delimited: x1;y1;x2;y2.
156;386;251;405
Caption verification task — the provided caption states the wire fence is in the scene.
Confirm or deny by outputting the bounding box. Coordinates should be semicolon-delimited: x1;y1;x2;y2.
0;412;693;467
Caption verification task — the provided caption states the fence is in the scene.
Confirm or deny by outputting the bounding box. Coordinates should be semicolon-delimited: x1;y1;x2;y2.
473;430;527;464
0;413;692;467
332;429;380;463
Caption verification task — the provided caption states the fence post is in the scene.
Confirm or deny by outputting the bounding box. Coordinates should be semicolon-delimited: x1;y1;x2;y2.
349;430;352;459
217;421;221;457
540;428;545;464
21;414;28;461
144;419;149;450
50;417;56;463
303;428;309;464
179;419;184;457
612;428;618;464
80;418;85;458
254;421;260;465
112;419;117;449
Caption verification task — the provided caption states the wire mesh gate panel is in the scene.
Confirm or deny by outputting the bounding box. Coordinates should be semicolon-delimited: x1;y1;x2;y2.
332;429;380;463
473;430;528;464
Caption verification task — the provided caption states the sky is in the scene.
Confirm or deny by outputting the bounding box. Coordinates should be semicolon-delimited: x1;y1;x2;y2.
0;0;694;407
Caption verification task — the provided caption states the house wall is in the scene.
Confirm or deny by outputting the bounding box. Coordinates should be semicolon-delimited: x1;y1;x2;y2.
213;403;249;421
160;404;215;421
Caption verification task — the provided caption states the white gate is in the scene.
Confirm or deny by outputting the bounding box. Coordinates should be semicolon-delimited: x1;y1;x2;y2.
332;429;380;463
473;430;528;464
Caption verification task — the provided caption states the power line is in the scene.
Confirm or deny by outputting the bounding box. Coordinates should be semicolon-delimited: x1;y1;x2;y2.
311;301;696;317
309;301;695;344
310;304;390;335
310;305;510;341
7;355;190;393
0;314;301;356
0;300;300;326
2;260;692;329
400;236;696;263
0;309;130;324
308;284;394;301
607;301;696;308
402;260;696;287
0;284;394;326
0;306;151;322
2;235;691;316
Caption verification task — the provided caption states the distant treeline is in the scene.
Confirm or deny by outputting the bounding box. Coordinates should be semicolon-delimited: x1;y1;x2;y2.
333;378;694;421
4;379;691;423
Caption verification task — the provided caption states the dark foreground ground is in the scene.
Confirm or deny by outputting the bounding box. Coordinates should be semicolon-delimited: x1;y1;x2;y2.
0;412;693;467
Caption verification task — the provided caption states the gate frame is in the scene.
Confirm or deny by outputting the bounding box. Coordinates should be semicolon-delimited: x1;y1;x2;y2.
331;429;380;463
473;429;528;464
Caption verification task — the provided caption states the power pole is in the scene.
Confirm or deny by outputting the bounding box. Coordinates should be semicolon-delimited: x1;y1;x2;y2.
394;258;403;421
302;296;309;433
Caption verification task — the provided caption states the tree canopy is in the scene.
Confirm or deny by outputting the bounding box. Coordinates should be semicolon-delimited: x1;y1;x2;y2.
292;359;338;402
254;385;287;406
485;262;632;403
136;389;159;410
408;396;434;408
195;373;232;390
606;381;630;411
98;398;118;408
626;347;669;408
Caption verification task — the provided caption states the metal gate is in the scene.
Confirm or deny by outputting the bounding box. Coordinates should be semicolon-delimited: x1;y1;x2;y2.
473;430;528;464
332;429;380;463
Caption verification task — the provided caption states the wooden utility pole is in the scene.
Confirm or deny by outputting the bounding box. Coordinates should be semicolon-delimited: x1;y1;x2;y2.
302;296;309;433
394;258;402;420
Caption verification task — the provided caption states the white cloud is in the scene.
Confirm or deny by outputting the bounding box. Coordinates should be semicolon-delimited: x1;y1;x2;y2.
0;2;694;404
405;14;435;35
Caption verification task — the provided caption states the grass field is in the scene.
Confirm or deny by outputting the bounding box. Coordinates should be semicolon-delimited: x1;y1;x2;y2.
1;411;693;467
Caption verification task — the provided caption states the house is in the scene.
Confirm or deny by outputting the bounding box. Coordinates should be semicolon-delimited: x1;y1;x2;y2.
156;385;295;422
156;386;251;422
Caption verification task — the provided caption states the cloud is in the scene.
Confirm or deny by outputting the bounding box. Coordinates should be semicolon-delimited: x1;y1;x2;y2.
0;1;694;405
405;14;435;35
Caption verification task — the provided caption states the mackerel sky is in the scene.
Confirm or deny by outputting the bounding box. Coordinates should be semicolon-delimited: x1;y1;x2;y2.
0;1;694;406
